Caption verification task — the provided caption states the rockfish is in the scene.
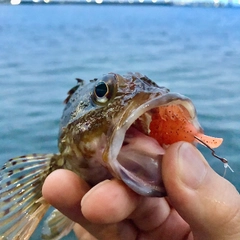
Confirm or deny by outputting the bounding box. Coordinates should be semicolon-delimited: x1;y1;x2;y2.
0;72;226;239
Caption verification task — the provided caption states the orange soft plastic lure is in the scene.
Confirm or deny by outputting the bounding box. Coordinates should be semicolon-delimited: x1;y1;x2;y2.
149;104;233;172
149;104;223;148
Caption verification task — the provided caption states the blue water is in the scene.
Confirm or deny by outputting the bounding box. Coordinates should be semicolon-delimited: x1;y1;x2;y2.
1;5;240;239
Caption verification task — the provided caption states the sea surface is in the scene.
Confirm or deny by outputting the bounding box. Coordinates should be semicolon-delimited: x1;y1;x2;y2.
0;4;240;239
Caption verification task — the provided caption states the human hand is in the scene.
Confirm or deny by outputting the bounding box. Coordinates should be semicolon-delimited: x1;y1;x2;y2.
42;142;240;240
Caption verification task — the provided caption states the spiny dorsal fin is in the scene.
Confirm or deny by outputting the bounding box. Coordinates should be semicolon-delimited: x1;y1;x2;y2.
75;78;84;84
64;78;85;104
89;78;98;83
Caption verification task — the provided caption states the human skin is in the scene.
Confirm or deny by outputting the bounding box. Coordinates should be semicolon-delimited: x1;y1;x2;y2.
42;142;240;240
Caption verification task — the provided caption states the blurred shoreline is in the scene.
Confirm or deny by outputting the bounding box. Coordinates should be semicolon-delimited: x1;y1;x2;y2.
1;0;240;8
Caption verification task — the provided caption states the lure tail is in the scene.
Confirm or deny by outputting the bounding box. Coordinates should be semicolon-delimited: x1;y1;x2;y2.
0;153;63;240
194;132;223;149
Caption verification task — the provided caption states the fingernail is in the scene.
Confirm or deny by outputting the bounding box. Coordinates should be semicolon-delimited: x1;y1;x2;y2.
178;142;207;189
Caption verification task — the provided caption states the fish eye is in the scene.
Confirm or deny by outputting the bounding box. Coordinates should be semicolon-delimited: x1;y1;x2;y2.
95;82;109;98
92;74;117;105
93;82;110;104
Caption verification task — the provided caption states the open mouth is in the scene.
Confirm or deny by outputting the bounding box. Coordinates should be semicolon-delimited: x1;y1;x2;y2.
105;93;199;197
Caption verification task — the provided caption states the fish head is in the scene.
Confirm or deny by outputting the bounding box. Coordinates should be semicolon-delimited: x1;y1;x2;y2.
59;72;204;197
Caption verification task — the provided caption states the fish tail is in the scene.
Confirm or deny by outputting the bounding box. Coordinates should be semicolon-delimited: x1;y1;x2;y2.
0;153;64;239
42;209;75;240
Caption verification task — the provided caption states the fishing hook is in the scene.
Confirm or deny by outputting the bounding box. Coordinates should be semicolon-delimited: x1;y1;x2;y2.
194;136;234;175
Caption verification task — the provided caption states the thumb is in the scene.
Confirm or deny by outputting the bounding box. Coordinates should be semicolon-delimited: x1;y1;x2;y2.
162;142;240;240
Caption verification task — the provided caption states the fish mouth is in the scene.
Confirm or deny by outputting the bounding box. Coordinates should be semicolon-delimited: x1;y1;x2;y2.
104;92;201;197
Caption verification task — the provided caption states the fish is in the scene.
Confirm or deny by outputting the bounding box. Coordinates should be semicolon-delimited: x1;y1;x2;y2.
0;72;226;239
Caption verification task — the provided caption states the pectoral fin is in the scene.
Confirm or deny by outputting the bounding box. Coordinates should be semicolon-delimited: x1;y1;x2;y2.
42;209;75;240
0;153;63;239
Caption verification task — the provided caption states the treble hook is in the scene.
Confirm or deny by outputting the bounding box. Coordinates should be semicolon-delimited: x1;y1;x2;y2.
194;136;234;175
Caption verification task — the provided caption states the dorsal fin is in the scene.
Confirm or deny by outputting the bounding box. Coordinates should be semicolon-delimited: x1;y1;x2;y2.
89;78;98;83
75;78;84;84
64;78;85;104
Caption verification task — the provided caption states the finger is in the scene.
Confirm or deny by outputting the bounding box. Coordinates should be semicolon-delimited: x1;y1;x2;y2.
81;179;140;224
82;177;187;237
129;196;171;232
42;170;137;240
42;169;90;223
137;209;192;240
162;142;240;240
73;224;97;240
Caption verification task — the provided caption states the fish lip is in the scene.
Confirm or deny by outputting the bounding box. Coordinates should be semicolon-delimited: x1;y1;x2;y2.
105;92;201;197
108;92;199;162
